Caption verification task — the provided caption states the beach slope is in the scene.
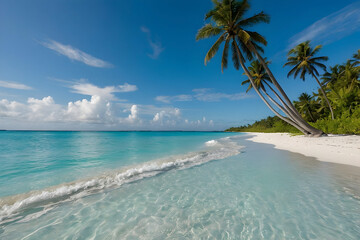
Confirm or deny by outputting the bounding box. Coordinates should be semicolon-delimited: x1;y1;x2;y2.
246;133;360;167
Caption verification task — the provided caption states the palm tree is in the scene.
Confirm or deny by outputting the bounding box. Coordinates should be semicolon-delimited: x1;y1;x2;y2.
294;93;318;122
342;60;360;89
241;59;292;116
196;0;323;135
241;59;271;93
285;41;334;120
322;65;342;89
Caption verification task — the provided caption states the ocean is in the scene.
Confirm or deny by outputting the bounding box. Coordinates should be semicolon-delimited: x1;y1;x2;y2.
0;131;359;239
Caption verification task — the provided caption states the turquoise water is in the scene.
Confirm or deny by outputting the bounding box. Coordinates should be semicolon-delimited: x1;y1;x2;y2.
0;132;360;239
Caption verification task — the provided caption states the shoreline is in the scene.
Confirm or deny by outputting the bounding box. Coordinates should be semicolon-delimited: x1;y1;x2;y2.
245;132;360;168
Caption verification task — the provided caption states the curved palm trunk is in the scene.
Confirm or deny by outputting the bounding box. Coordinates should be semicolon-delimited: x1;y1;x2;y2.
233;41;309;135
263;81;298;122
249;43;324;136
311;73;334;120
262;89;293;119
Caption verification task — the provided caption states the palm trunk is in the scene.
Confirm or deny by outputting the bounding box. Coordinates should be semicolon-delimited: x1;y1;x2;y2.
261;89;293;119
311;73;334;120
263;81;297;122
233;41;309;135
307;107;315;122
249;43;324;136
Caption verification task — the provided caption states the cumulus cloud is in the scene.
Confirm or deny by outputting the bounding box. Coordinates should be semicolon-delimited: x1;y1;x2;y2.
156;88;249;103
0;80;32;90
152;108;181;125
289;2;360;47
42;39;113;68
0;83;218;130
0;95;114;124
141;26;164;59
66;95;114;123
70;82;138;100
127;105;139;123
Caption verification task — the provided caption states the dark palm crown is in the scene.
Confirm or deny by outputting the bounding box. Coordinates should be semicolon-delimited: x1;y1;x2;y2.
284;41;328;80
241;59;271;92
196;0;269;72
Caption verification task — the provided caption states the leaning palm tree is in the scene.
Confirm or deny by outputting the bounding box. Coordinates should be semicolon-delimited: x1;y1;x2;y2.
241;59;291;115
285;41;334;120
196;0;324;135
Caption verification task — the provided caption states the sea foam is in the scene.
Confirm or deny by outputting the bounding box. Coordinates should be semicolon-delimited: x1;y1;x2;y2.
0;136;243;224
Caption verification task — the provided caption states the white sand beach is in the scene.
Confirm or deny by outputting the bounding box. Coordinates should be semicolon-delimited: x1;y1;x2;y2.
246;133;360;167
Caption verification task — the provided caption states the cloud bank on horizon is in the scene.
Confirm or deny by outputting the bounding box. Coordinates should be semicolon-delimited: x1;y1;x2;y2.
0;82;215;130
156;88;251;103
289;2;360;47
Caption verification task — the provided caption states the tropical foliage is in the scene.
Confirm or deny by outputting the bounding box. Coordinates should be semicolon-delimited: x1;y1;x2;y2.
226;116;300;133
228;49;360;134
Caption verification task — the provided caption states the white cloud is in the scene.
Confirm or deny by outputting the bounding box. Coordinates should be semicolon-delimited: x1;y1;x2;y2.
0;84;219;130
70;82;138;100
0;99;26;117
141;26;164;59
194;88;248;102
66;95;114;123
0;95;114;124
152;108;180;125
0;80;32;90
155;94;192;103
127;105;139;123
42;39;113;68
289;2;360;47
156;88;249;103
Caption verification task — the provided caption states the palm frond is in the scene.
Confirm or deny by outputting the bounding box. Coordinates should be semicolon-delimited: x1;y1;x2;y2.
221;37;230;72
247;31;267;46
196;24;223;40
231;39;240;70
232;0;250;22
204;33;225;65
237;30;251;44
238;39;253;61
236;12;270;27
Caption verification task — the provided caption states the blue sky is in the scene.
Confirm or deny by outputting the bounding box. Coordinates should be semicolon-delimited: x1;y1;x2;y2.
0;0;359;130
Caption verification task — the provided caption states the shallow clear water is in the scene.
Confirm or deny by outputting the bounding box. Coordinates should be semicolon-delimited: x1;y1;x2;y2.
0;132;360;239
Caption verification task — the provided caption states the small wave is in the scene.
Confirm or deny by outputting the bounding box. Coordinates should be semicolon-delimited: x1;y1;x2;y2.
205;140;218;146
0;136;243;224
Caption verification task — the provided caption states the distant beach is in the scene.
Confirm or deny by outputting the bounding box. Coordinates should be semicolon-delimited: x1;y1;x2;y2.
246;132;360;167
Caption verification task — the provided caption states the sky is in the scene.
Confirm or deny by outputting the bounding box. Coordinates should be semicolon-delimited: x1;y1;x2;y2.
0;0;359;130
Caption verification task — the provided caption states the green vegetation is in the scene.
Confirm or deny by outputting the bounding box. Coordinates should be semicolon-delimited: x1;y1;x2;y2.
226;116;300;133
227;49;360;135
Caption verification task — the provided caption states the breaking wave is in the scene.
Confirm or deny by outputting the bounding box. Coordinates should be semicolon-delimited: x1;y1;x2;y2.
0;136;243;224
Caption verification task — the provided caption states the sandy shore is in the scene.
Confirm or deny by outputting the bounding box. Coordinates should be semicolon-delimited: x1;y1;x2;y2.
245;133;360;168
